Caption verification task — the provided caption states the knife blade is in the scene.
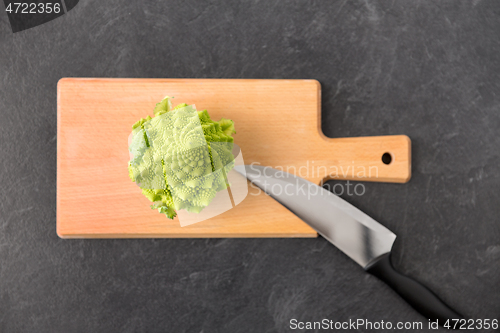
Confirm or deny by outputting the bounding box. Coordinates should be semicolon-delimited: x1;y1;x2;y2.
234;164;462;325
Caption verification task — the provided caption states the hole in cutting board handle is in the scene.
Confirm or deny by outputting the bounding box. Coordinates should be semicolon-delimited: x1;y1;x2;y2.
382;152;392;165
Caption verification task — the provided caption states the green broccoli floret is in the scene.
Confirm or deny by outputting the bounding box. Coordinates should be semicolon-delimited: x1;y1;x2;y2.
128;96;236;219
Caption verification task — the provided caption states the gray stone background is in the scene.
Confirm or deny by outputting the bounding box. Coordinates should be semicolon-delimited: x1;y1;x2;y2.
0;1;499;332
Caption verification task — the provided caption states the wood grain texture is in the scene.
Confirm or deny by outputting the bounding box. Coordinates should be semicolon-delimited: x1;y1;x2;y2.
57;78;411;238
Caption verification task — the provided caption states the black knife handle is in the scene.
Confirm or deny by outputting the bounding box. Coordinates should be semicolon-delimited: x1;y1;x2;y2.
366;253;463;327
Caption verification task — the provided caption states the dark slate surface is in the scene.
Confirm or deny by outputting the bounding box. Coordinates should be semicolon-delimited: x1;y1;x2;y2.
0;1;499;332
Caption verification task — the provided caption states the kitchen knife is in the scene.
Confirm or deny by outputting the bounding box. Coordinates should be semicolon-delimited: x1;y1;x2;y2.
234;165;462;325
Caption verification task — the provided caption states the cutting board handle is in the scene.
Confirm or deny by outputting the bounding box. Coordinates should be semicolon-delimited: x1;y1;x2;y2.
312;134;412;184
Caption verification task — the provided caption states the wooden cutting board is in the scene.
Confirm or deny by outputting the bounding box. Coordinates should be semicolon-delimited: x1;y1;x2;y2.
57;78;411;238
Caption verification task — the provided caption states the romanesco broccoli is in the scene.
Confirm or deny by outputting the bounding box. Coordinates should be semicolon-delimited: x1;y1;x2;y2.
128;96;236;219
